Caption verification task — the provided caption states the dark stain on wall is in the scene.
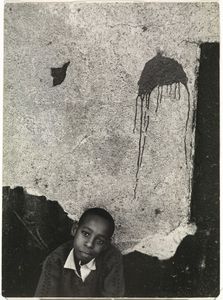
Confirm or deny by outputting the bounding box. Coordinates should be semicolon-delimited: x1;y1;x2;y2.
51;61;70;86
154;208;161;216
2;43;219;297
133;52;190;198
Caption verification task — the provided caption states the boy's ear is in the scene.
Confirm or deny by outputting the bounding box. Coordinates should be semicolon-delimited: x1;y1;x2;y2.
71;221;78;237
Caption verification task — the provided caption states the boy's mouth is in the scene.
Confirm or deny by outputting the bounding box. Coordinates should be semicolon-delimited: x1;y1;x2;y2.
80;251;93;258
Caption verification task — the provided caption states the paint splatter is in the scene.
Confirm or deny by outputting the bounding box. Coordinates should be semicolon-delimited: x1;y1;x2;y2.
133;51;190;198
51;61;70;86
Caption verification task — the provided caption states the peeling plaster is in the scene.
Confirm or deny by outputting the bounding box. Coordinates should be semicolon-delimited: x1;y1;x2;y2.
122;221;197;260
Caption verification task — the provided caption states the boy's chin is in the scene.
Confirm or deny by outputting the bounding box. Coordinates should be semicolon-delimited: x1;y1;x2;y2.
76;251;95;264
81;257;92;264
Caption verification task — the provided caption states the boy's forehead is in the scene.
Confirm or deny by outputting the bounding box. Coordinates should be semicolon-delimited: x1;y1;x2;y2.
80;215;111;234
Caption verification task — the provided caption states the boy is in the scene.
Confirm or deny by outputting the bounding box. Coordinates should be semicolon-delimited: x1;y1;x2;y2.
35;207;125;297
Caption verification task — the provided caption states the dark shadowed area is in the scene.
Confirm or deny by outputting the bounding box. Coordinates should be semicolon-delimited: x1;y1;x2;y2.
2;186;74;296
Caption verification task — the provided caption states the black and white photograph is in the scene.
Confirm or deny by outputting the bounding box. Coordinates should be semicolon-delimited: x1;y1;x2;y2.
2;0;220;298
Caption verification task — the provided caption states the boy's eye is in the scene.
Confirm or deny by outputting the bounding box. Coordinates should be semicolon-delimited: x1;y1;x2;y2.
96;239;105;246
82;231;90;237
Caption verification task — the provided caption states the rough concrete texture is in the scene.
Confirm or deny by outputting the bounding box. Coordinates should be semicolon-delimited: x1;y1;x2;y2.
4;2;219;259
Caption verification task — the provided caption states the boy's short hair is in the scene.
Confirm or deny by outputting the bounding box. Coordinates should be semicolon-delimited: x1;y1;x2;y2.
78;207;115;238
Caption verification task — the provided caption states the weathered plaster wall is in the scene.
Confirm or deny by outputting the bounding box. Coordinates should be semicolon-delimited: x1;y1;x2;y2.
3;2;219;259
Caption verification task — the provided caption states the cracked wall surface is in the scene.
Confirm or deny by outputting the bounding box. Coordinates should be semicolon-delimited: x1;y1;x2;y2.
3;2;219;260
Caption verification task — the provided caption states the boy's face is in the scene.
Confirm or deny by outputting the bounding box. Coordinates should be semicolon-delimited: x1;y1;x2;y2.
72;214;111;264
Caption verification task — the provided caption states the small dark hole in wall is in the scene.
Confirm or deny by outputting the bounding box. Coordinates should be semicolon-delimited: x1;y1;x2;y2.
154;208;161;215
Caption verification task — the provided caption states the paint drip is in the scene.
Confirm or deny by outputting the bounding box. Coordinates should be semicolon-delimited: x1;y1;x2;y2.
133;52;190;198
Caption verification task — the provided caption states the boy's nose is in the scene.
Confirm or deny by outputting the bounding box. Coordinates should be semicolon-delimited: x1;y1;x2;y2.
85;237;94;248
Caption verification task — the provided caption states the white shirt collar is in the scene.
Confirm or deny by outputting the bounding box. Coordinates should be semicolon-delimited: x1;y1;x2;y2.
64;249;96;282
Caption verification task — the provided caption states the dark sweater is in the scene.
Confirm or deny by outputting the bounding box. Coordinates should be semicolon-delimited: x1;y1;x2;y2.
35;240;125;297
